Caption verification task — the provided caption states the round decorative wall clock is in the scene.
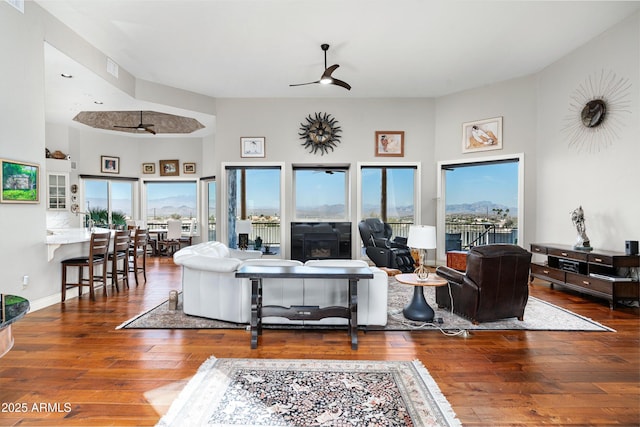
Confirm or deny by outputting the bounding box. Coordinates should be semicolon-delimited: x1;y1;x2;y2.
299;112;342;155
563;70;631;153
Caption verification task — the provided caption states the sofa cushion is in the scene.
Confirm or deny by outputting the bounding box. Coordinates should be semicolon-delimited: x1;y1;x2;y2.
174;241;242;272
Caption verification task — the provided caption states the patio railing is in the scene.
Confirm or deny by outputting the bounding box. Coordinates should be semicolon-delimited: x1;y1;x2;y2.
204;220;517;252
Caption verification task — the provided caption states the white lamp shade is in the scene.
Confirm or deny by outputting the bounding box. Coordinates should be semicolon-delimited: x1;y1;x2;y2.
236;220;252;234
407;225;436;250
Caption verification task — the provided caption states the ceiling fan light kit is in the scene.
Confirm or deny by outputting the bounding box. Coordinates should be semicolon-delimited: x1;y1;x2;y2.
290;44;351;91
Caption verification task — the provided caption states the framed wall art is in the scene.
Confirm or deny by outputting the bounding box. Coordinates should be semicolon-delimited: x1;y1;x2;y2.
101;155;120;174
183;162;196;174
1;158;40;203
142;163;155;174
462;116;503;153
240;137;265;158
375;131;404;157
159;159;180;176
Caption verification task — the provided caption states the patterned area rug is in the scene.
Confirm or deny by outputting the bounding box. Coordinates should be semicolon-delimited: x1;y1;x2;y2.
118;278;614;332
156;357;461;427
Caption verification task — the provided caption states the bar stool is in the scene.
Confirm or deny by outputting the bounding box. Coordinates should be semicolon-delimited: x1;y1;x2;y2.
107;230;130;291
61;231;111;302
129;228;148;286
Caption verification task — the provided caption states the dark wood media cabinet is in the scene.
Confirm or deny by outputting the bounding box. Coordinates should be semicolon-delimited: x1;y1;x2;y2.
530;243;639;309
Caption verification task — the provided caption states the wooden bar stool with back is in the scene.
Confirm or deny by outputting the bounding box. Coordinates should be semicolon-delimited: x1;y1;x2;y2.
107;229;130;291
61;231;111;302
129;228;148;286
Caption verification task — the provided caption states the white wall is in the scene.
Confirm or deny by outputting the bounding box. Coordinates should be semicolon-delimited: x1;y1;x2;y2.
0;2;51;305
535;12;640;252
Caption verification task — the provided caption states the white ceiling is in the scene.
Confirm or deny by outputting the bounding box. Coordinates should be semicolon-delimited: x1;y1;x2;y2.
38;0;640;135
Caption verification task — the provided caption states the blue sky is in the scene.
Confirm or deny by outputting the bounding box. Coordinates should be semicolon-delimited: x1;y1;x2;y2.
445;162;518;207
87;162;518;215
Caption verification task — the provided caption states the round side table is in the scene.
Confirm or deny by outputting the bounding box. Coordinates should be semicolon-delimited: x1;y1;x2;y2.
395;273;447;322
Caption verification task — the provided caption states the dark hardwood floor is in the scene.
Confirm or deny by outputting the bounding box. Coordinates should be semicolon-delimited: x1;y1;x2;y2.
1;257;638;426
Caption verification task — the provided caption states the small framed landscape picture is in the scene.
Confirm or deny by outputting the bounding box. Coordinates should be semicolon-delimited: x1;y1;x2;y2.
142;163;155;174
1;158;40;203
101;155;120;174
240;137;265;158
462;116;503;153
159;159;180;176
183;162;196;174
375;131;404;157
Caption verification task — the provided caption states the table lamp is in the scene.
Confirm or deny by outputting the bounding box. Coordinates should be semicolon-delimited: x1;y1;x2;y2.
407;225;436;281
236;220;252;250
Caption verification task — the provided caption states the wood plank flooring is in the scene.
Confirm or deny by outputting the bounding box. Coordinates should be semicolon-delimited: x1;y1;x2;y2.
1;257;638;426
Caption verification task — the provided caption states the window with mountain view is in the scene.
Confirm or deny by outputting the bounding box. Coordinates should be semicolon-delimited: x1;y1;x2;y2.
82;177;134;227
293;166;348;221
360;166;416;238
444;159;519;250
145;181;197;226
226;166;281;249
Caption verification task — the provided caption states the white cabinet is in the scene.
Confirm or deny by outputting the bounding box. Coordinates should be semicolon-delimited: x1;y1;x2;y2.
47;172;69;210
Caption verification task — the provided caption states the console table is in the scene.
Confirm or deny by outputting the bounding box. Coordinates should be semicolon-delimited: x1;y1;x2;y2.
235;265;373;349
530;243;639;308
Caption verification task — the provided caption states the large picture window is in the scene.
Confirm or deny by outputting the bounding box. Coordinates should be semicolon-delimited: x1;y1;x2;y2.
225;166;281;250
437;154;524;262
293;166;349;221
81;176;135;227
145;180;197;227
360;165;417;238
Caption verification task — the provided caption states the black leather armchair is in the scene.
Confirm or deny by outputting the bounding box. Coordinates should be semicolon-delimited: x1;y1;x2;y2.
358;218;415;273
435;244;532;324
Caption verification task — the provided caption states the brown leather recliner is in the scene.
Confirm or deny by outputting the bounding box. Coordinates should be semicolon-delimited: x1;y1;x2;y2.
435;244;532;324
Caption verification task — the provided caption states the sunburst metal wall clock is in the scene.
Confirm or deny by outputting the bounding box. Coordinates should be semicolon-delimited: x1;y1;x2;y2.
299;112;342;155
563;70;632;153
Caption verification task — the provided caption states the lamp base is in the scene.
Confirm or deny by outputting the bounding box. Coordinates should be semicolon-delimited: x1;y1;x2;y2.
414;265;430;281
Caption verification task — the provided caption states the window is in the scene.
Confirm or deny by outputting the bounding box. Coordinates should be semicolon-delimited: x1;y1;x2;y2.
205;178;216;241
438;155;522;255
82;177;135;227
360;165;417;238
293;166;349;221
225;166;281;249
145;181;197;226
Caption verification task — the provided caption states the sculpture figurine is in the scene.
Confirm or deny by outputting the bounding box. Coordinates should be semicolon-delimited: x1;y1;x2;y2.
571;206;592;250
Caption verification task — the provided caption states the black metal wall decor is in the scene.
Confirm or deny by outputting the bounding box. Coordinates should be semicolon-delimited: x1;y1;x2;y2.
563;70;631;153
299;112;342;155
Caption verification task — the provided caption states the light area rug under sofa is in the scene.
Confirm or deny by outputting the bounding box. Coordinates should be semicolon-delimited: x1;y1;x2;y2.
156;357;462;427
119;277;614;332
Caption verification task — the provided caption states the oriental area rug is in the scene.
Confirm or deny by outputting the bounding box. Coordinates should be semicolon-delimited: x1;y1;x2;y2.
119;278;614;332
156;357;461;427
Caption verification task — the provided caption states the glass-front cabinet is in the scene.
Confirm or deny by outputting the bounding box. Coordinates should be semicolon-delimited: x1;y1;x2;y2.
47;172;68;210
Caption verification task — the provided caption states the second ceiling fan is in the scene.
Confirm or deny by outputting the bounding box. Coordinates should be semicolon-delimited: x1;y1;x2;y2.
290;44;351;91
113;111;156;135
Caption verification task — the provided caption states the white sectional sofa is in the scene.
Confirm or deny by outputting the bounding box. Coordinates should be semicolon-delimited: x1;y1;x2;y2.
173;241;388;326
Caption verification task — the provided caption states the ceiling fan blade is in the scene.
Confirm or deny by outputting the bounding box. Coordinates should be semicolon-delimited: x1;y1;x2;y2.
322;64;340;78
289;80;321;87
144;126;156;135
331;78;351;91
114;125;137;129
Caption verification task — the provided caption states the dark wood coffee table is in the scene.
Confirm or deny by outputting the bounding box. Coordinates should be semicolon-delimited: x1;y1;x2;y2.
235;265;373;349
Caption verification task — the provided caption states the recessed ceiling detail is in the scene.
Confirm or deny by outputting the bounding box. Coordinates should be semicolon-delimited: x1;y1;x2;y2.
72;110;205;135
